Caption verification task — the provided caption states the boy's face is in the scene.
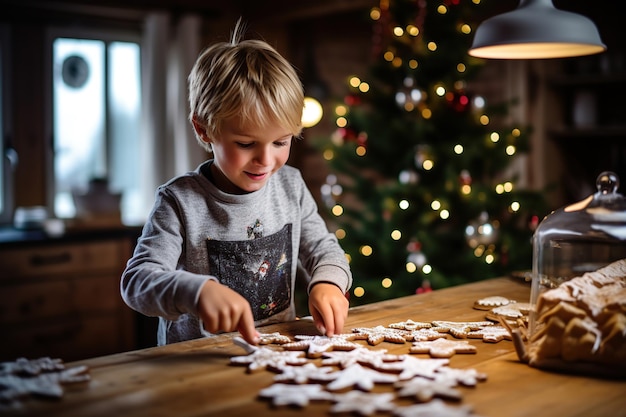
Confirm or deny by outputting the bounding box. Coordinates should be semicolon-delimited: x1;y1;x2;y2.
209;116;293;194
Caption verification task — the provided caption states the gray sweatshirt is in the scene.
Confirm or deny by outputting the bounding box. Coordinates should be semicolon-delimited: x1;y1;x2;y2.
121;161;352;345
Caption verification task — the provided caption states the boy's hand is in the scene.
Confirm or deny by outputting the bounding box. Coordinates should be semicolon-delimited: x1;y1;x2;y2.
197;280;259;345
308;282;350;337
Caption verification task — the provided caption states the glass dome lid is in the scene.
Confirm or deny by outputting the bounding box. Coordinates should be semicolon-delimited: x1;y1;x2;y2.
530;171;626;329
539;171;626;241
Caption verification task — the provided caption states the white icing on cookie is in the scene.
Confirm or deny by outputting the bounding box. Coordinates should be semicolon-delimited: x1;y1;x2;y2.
258;383;333;407
410;338;477;358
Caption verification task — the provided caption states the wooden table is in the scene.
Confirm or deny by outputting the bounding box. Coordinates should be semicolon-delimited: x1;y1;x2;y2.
5;277;626;417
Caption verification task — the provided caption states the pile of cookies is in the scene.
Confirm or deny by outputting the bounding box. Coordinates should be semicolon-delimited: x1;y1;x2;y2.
0;357;90;409
514;259;626;377
473;295;530;327
229;318;510;416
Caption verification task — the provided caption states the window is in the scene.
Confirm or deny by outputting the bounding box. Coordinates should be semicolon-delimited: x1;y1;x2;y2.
0;30;5;221
50;30;143;225
0;24;14;226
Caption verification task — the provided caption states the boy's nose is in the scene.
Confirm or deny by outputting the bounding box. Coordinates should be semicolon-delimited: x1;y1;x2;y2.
254;146;272;166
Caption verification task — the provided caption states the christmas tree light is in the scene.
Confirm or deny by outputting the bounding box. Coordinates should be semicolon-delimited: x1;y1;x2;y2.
316;0;548;306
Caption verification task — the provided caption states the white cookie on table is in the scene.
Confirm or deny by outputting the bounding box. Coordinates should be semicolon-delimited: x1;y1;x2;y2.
473;295;515;310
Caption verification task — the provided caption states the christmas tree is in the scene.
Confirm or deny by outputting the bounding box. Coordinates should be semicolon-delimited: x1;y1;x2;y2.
316;0;548;306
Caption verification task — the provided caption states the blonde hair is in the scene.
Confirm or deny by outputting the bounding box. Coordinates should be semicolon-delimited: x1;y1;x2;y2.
188;19;304;152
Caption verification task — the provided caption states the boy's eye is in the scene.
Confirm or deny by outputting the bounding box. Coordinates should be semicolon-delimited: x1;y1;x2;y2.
275;140;290;147
236;142;253;148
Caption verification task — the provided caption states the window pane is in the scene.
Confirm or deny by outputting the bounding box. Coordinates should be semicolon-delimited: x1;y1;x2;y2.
0;27;13;225
53;38;105;218
108;41;142;225
0;38;4;218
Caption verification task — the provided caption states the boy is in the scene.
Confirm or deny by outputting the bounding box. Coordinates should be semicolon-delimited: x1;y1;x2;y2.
121;20;352;346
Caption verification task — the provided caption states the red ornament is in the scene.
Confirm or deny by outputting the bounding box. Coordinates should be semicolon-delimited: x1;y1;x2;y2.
529;215;540;231
459;169;472;186
337;127;358;142
500;245;509;267
406;239;422;253
356;132;368;146
344;94;361;106
446;91;470;113
416;279;432;294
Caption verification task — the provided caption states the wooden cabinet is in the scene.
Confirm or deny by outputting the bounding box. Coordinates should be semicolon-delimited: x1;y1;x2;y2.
542;36;626;203
0;232;138;362
548;63;626;197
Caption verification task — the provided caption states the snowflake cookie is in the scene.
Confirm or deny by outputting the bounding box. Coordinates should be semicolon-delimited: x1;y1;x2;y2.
0;357;66;376
405;328;450;342
257;332;293;345
435;366;488;387
282;334;361;358
388;319;433;331
273;363;336;384
231;337;308;372
486;302;532;324
330;391;396;415
0;358;90;406
431;321;495;339
395;375;463;402
375;354;450;380
467;325;512;343
393;398;484;417
321;347;403;369
409;338;477;358
258;383;334;407
325;363;399;391
352;325;410;345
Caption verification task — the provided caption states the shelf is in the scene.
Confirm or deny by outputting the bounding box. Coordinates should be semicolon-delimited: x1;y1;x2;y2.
549;126;626;140
549;73;626;87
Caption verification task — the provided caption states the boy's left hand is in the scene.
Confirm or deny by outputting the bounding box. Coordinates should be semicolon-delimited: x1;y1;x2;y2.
308;282;349;337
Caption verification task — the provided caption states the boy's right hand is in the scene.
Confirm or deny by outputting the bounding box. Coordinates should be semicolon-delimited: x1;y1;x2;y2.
197;280;259;345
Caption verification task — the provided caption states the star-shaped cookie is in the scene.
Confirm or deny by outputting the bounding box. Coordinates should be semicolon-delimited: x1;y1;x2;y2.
0;365;90;402
467;325;512;343
395;375;463;402
282;334;361;358
273;363;336;384
257;332;293;345
258;383;334;407
376;354;450;380
0;357;66;376
321;347;403;369
330;391;396;415
393;398;483;417
431;321;495;339
352;326;410;345
326;363;398;391
435;367;488;386
409;338;477;358
231;337;308;372
405;328;449;342
388;319;433;331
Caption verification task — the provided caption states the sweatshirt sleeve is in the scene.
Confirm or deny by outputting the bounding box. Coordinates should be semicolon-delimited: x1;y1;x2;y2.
120;186;211;320
295;172;353;294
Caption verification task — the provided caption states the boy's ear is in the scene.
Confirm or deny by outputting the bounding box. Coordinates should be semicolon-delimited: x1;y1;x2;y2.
192;116;211;144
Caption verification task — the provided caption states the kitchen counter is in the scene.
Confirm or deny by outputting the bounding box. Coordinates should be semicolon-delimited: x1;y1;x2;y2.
0;224;141;247
4;277;625;417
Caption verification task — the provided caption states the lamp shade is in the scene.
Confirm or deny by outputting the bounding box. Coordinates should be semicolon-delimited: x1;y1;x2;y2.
469;0;606;59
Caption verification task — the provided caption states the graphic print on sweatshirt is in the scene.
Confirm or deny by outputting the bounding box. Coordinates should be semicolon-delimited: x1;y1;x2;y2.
206;223;292;321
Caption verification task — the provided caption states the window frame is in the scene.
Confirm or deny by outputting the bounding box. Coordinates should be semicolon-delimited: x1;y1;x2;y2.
0;24;15;226
45;25;142;220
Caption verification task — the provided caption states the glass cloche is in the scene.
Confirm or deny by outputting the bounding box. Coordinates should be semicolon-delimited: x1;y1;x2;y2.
529;171;626;334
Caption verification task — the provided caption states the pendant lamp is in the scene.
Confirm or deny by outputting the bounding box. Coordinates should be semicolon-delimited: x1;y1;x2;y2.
469;0;606;59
